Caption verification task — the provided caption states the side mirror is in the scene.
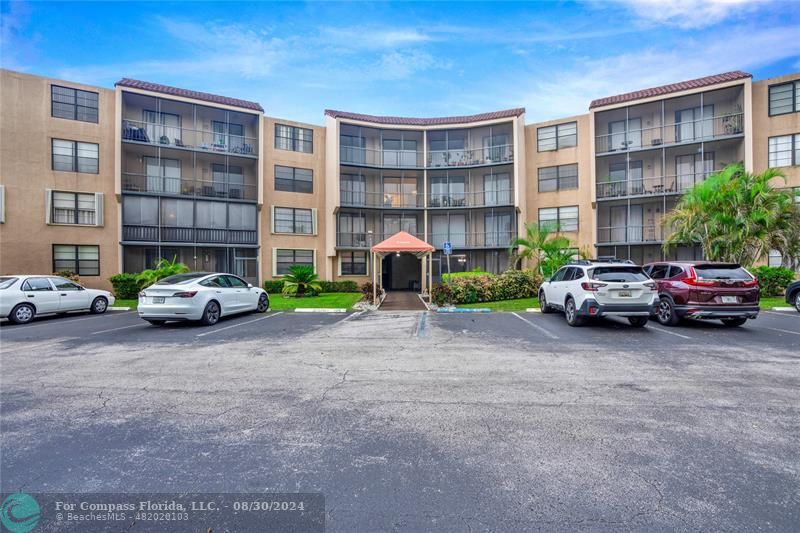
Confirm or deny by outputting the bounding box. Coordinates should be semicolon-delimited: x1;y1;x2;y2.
79;286;86;291
247;283;253;289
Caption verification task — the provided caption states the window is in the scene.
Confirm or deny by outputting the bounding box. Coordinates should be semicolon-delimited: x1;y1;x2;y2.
275;165;313;193
223;275;249;288
53;245;100;276
768;134;800;167
50;277;82;291
22;278;54;291
539;206;578;232
123;196;158;226
273;207;314;234
51;85;98;123
537;122;577;151
195;201;227;228
51;191;97;225
52;139;98;173
275;249;314;275
769;81;800;116
648;264;669;279
340;251;368;275
275;124;313;153
538;164;578;192
228;204;257;230
160;199;194;227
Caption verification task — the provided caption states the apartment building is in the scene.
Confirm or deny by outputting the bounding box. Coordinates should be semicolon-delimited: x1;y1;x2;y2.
1;68;798;291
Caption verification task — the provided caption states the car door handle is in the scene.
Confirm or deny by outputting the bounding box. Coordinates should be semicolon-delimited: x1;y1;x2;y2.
60;293;67;296
216;290;222;293
27;294;35;298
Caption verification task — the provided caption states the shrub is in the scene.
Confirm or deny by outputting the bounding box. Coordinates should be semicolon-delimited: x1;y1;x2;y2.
490;269;542;301
319;280;360;293
282;265;322;297
263;280;285;294
441;269;493;282
136;256;190;288
751;265;796;296
360;281;377;298
432;269;542;306
54;270;80;283
109;273;140;299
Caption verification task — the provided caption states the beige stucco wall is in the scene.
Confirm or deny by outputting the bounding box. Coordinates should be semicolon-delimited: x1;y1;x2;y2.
0;69;119;290
752;73;800;189
261;116;328;281
524;114;594;256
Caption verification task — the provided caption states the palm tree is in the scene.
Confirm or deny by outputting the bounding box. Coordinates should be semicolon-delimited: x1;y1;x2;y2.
663;164;800;266
135;256;190;288
510;222;573;277
281;265;322;297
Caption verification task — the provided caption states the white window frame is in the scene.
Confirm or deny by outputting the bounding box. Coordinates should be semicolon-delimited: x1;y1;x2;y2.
272;248;316;277
338;251;369;276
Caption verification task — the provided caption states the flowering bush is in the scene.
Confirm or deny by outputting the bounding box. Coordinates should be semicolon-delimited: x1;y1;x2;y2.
431;269;542;306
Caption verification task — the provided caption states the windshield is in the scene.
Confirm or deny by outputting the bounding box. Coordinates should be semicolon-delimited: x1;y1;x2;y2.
0;277;18;290
155;273;207;285
591;267;648;282
693;265;752;280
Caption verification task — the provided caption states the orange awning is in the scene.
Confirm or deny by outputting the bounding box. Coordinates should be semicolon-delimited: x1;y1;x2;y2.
371;231;435;253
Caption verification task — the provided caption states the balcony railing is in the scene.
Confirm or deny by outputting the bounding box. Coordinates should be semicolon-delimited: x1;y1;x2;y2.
339;190;424;208
428;189;514;208
595;112;743;154
596;173;711;199
427;144;513;168
340;146;423;168
597;225;664;244
122;173;258;201
122;225;257;244
122;119;258;157
336;231;424;248
428;231;515;249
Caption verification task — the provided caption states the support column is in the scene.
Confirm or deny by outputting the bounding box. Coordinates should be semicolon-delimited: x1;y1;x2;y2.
421;254;427;295
372;251;377;305
428;251;433;302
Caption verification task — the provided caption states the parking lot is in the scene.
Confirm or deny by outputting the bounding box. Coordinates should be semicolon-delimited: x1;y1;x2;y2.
2;308;799;531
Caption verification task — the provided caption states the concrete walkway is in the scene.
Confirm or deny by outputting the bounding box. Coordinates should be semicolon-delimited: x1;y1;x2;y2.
379;291;427;311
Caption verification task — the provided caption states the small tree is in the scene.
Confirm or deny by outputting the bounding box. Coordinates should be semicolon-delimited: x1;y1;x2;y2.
510;222;574;277
135;256;190;288
281;265;322;297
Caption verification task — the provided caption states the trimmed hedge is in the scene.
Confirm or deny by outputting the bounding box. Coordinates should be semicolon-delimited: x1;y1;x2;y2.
263;280;285;294
432;269;542;306
263;279;360;294
109;273;140;299
441;270;493;282
751;265;796;296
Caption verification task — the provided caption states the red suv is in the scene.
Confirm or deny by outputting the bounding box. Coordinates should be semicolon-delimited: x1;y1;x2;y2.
643;262;759;327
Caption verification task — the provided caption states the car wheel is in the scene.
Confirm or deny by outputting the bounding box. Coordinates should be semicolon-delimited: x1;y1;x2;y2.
539;291;552;314
795;292;800;313
628;316;648;327
256;293;269;313
656;297;680;326
564;297;584;327
146;319;165;326
90;296;108;314
721;317;748;327
9;303;35;324
201;301;220;326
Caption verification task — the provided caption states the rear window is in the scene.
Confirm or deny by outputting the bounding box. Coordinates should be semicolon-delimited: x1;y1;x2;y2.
591;267;649;282
0;277;18;290
693;265;752;280
155;273;207;285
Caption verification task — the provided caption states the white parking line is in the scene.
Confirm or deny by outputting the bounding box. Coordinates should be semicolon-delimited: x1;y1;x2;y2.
339;311;364;323
91;323;147;335
759;326;800;336
196;312;283;337
511;312;559;340
647;324;692;339
762;310;800;318
1;311;130;331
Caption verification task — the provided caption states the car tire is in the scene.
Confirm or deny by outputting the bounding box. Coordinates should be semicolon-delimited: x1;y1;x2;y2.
656;297;681;326
628;316;648;327
256;293;269;313
564;297;584;327
90;296;108;314
721;317;748;327
146;319;165;326
9;303;35;324
794;292;800;313
539;291;553;314
201;300;221;326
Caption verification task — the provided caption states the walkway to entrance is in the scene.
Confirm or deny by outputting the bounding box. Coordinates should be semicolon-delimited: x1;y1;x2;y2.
380;291;428;311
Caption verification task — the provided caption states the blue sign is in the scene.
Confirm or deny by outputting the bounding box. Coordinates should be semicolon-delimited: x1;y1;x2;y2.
443;241;452;255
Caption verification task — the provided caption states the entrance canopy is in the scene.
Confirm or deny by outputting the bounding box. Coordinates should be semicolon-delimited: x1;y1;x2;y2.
370;231;435;305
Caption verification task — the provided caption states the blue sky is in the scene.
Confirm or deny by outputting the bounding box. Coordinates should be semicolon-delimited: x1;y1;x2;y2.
2;0;799;124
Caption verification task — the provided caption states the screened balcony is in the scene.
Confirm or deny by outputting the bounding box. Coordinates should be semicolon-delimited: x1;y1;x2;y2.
428;208;517;249
121;91;259;157
596;198;677;245
336;210;423;248
339;124;423;168
428;165;513;208
427;123;513;168
339;167;423;208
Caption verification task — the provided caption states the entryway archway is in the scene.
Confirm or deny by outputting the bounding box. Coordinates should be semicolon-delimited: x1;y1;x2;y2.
370;231;435;306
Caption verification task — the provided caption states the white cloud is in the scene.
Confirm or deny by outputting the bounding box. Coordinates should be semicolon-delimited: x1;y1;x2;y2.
615;0;772;29
317;26;433;50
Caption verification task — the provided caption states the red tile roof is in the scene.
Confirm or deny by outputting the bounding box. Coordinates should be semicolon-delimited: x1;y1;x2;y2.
589;71;752;109
115;78;264;112
325;107;524;126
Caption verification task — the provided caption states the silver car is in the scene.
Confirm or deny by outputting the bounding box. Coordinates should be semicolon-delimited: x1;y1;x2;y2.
138;272;269;326
0;275;115;324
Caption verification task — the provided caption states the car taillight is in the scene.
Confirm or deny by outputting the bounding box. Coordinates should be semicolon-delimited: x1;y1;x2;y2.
644;281;657;291
684;267;716;287
581;282;608;292
743;278;758;287
138;291;146;298
172;291;197;298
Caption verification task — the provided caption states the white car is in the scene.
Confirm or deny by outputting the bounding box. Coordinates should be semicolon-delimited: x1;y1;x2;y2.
538;261;658;327
138;272;269;326
0;275;115;324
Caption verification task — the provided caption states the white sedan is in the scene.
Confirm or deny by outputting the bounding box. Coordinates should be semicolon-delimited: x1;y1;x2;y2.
0;275;116;324
138;272;269;326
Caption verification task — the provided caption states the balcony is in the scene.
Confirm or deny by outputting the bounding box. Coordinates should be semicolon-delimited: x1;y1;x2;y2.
427;144;514;168
597;225;664;244
122;173;257;201
596;173;713;199
340;146;423;168
339;189;423;209
122;119;258;157
122;225;257;245
428;231;516;249
336;231;424;248
428;188;513;208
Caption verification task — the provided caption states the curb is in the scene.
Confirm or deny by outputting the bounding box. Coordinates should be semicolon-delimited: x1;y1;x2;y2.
109;307;132;311
770;307;795;311
525;308;542;313
438;308;491;313
294;308;348;313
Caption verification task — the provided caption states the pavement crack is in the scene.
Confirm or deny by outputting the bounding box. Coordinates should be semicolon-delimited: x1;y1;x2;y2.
320;369;349;401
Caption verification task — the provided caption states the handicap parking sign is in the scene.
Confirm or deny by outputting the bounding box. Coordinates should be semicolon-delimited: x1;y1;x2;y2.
443;241;452;255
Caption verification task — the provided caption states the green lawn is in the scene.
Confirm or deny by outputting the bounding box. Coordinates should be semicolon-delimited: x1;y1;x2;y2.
458;297;539;312
113;298;138;308
760;296;790;308
268;292;363;310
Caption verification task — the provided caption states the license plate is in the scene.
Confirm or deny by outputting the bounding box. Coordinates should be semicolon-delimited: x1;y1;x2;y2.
617;291;632;297
721;296;737;304
152;296;165;304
